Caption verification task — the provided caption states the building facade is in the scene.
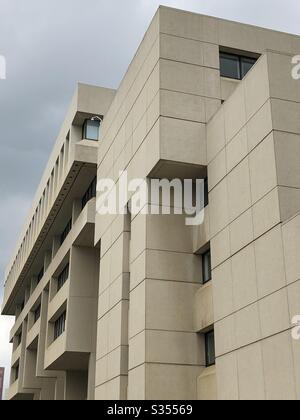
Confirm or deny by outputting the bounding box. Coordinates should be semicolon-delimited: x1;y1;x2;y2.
2;6;300;400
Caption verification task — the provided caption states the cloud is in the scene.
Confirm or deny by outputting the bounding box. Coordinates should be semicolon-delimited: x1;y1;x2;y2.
0;194;31;275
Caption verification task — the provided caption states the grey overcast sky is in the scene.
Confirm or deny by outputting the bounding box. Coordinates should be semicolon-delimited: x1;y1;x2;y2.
0;0;300;394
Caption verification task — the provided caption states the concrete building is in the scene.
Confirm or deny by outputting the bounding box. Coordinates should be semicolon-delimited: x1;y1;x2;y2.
0;368;4;400
1;6;300;400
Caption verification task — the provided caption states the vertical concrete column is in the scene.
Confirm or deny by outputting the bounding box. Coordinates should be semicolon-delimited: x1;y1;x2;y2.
95;214;130;400
18;320;28;390
87;248;101;401
87;353;96;401
54;374;66;400
36;291;59;380
59;146;65;186
39;380;56;400
66;246;99;399
69;125;82;163
65;371;88;400
127;209;204;400
64;133;70;173
35;291;63;400
23;348;41;391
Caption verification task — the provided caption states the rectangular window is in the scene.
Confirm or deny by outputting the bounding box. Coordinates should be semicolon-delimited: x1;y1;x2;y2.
81;177;97;210
241;56;256;78
202;249;212;284
220;52;257;80
34;305;41;323
20;300;25;312
54;312;66;341
83;119;100;141
60;219;72;245
57;264;69;292
205;330;216;367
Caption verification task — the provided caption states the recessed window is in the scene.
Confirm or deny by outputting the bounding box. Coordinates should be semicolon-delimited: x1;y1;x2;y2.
220;53;240;79
205;330;216;367
14;364;19;382
37;267;44;285
16;332;22;347
82;119;101;141
202;249;212;284
60;219;72;245
20;300;25;313
57;264;69;292
81;177;97;210
220;52;257;80
34;305;41;323
54;312;66;341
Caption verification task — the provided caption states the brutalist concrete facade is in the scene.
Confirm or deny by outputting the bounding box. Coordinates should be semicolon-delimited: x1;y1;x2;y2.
2;6;300;400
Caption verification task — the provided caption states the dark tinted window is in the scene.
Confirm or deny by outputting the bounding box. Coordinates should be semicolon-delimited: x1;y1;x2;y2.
241;56;257;78
220;52;257;80
220;53;240;79
205;330;216;367
202;250;212;284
